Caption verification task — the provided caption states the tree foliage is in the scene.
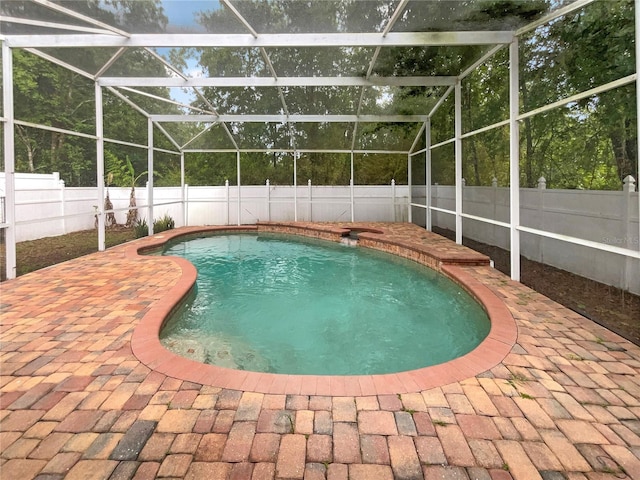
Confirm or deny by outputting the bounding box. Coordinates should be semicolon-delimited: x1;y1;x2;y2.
5;0;637;191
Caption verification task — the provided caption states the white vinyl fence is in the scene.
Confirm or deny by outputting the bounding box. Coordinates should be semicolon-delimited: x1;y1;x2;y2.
1;172;638;294
0;173;409;241
412;176;639;295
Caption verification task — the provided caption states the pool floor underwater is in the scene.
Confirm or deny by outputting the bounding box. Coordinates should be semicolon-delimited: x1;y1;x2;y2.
1;222;640;480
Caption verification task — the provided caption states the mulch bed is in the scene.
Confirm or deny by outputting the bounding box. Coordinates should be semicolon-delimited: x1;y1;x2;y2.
433;227;640;346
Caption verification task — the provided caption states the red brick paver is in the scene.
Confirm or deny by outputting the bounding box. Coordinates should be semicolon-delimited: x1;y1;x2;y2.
1;222;640;479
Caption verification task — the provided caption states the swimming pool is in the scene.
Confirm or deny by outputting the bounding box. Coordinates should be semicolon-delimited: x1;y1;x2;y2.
159;233;491;375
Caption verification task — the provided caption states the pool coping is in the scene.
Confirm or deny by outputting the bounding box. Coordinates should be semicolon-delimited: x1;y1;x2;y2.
129;223;517;395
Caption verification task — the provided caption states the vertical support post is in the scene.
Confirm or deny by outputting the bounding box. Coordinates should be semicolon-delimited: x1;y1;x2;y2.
454;80;463;244
180;152;185;227
622;176;636;291
509;36;521;281
636;0;640;255
391;179;396;222
535;177;545;262
308;179;312;222
59;178;66;234
407;153;412;223
225;179;230;225
95;83;106;250
350;151;355;222
293;151;298;221
236;151;241;225
266;179;271;222
492;176;499;248
425;119;432;231
2;43;16;279
184;184;189;227
147;118;154;235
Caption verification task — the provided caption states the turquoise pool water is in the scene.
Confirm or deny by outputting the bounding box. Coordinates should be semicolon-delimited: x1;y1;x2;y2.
159;233;490;375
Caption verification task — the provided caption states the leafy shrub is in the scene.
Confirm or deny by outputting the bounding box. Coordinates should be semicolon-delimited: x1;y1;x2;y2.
154;214;175;233
134;218;148;238
133;214;175;238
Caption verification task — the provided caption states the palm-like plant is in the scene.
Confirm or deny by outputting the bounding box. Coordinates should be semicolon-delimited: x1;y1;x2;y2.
123;158;148;227
104;172;117;227
105;153;148;228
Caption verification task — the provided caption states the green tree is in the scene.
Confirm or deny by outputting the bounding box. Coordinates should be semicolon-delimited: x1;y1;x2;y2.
9;0;178;186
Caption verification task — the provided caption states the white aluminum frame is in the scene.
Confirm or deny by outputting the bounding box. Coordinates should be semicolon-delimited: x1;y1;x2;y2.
0;0;637;286
4;31;516;49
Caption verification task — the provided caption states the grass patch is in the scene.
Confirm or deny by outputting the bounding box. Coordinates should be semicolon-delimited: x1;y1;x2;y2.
1;227;136;280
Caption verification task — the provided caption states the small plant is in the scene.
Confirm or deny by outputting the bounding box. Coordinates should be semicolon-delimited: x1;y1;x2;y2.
134;218;148;238
287;414;294;434
566;353;584;361
519;392;535;400
502;463;510;471
506;372;529;391
154;214;175;234
508;373;529;383
432;420;448;427
134;215;175;238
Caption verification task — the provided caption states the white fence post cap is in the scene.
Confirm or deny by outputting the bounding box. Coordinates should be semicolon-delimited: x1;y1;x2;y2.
623;175;636;192
537;177;547;189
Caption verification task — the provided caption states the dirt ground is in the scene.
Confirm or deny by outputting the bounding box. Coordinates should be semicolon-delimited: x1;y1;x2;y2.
0;227;136;281
434;227;640;346
1;225;638;346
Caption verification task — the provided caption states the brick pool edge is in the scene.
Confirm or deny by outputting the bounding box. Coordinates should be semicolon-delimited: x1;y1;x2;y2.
129;223;517;395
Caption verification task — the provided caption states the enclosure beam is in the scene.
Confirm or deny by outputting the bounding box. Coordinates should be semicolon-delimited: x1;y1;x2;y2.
425;119;432;231
153;122;182;152
94;47;127;78
509;37;521;281
148;118;154;235
635;0;640;255
99;76;457;88
2;43;16;280
459;45;505;80
6;31;515;49
181;152;186;227
408;154;412;224
32;0;130;37
236;151;241;226
149;114;430;123
95;83;105;251
184;148;409;155
409;122;427;154
294;152;298;222
429;85;454;117
517;0;595;35
0;15;115;35
454;80;463;245
181;123;218;150
118;87;214;115
24;47;94;80
350;152;355;222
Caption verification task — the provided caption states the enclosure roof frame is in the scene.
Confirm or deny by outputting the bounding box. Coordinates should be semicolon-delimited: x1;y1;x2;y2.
2;0;638;291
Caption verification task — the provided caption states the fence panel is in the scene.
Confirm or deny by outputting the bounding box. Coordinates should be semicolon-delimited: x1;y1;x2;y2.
2;172;638;293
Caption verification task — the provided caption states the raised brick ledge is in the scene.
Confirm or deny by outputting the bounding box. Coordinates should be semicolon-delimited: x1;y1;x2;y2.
256;222;489;268
128;222;516;395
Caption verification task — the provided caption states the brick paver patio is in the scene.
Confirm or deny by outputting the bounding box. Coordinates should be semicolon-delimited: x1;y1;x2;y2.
1;222;639;480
